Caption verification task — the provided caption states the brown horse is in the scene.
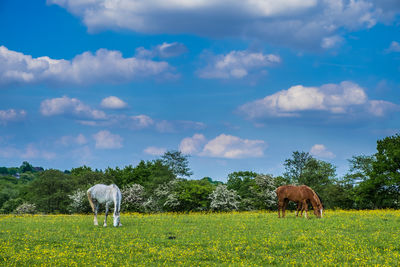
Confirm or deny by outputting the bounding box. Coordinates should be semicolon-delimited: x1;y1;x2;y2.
276;185;323;218
296;192;324;218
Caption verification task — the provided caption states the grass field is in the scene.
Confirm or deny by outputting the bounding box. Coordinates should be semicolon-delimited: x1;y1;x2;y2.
0;210;399;266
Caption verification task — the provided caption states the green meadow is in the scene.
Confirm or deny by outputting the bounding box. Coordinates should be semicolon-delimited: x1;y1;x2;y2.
1;210;399;266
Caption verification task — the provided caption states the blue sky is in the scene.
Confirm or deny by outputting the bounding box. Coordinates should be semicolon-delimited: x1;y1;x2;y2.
1;0;399;181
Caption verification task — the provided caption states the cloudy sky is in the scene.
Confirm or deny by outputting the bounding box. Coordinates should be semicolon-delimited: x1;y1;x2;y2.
1;0;399;180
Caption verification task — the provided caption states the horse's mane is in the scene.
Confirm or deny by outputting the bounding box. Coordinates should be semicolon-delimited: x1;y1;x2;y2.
314;191;323;208
305;186;323;208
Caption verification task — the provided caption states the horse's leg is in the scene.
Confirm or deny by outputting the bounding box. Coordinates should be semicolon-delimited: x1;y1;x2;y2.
94;203;99;226
113;200;122;227
278;200;284;218
282;199;289;218
300;202;305;217
296;202;301;217
104;203;109;227
302;200;308;219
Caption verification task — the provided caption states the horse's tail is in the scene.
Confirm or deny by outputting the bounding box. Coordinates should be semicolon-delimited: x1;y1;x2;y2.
87;190;95;212
111;184;122;214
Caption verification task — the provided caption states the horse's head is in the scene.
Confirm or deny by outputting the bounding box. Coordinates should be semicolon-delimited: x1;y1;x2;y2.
312;201;323;218
113;214;121;227
313;204;322;218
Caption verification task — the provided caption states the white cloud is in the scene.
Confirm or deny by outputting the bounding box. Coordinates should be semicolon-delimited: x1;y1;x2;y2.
198;50;280;79
22;144;57;160
0;109;26;124
321;35;344;49
40;96;206;133
47;0;399;49
100;96;128;109
71;145;93;165
40;96;106;120
0;143;56;160
155;120;175;133
155;120;206;133
93;130;123;149
178;133;266;158
130;115;154;129
385;41;400;53
368;100;399;117
136;42;188;58
239;81;399;120
201;134;266;158
310;144;335;159
143;146;167;156
58;134;87;146
179;134;207;154
0;46;174;86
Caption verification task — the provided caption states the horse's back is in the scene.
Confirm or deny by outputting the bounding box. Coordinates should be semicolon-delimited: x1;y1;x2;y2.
88;184;115;203
276;185;296;198
298;185;315;198
277;185;309;202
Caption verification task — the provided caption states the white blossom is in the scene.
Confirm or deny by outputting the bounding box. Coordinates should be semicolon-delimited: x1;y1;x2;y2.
68;189;89;213
14;202;37;214
121;184;146;212
209;185;240;211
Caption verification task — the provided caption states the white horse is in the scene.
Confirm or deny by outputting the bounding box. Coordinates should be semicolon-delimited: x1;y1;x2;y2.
87;184;122;227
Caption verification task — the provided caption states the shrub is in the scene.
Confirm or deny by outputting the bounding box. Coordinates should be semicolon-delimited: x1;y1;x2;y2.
209;185;240;211
121;184;146;212
68;189;91;213
14;202;37;214
253;174;277;209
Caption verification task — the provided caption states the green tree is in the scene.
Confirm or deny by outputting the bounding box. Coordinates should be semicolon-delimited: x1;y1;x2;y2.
161;150;193;178
356;134;400;208
0;198;23;213
0;167;8;175
19;161;34;173
0;173;38;213
26;170;73;213
301;159;336;190
345;155;375;184
174;178;215;211
322;182;355;209
226;171;258;200
104;160;175;190
226;171;258;210
343;155;374;209
71;166;109;189
283;151;313;183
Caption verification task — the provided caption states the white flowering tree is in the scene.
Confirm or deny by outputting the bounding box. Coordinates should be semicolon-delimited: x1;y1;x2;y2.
209;184;240;211
121;184;146;212
14;202;37;214
253;174;277;209
144;180;180;212
68;189;91;213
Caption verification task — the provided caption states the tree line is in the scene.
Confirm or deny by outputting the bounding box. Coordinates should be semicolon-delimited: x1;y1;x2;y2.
0;134;399;214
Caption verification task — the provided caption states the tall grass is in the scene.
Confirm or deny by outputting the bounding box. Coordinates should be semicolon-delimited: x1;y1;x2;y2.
0;210;399;266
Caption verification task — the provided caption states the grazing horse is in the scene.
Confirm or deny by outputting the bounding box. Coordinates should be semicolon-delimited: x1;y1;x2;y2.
87;184;122;227
276;185;323;218
296;192;324;218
